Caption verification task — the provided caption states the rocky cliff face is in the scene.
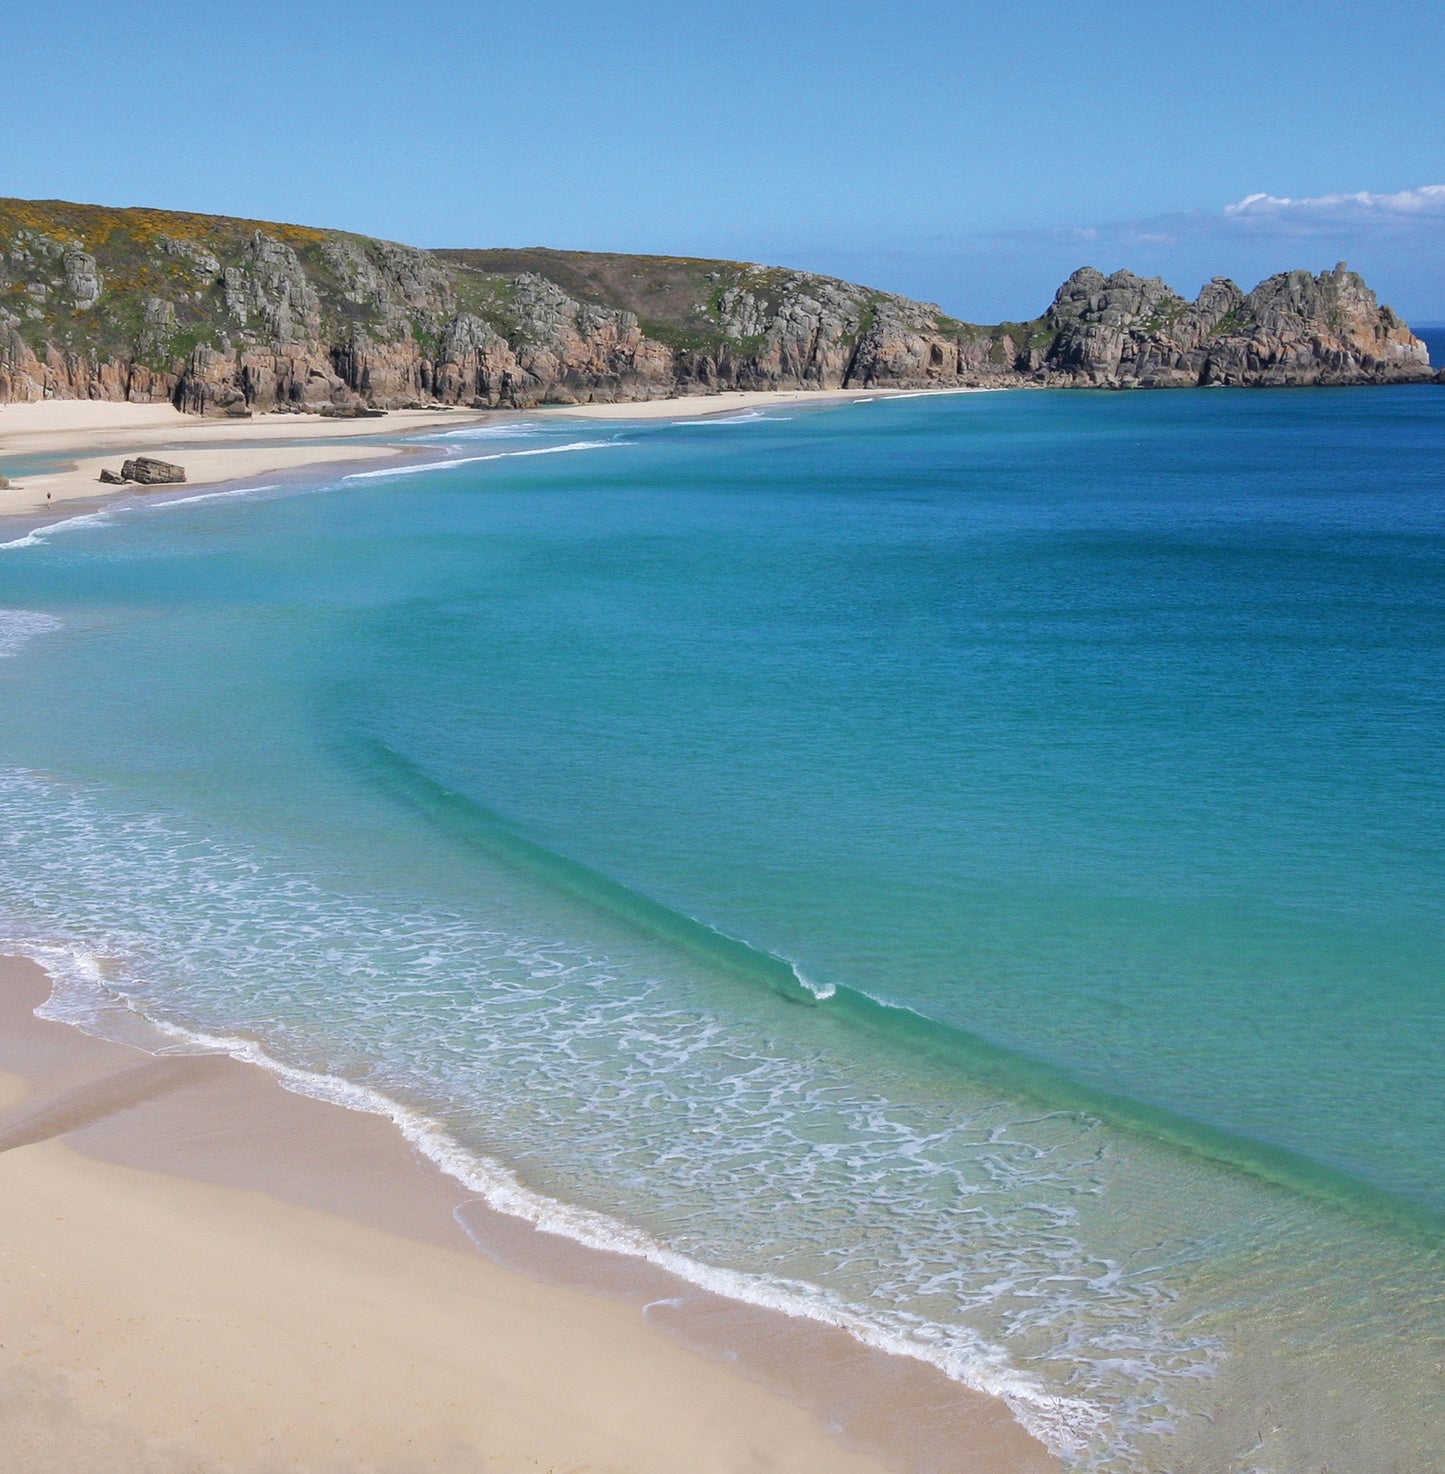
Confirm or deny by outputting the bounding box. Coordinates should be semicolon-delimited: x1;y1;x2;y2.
0;197;1432;413
1040;263;1430;387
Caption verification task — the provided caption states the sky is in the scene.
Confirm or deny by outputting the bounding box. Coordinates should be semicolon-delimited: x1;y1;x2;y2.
6;1;1443;321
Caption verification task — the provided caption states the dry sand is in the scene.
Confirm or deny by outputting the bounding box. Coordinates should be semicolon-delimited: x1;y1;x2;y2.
0;389;993;519
0;385;1054;1472
534;388;958;420
0;401;495;518
0;957;1057;1474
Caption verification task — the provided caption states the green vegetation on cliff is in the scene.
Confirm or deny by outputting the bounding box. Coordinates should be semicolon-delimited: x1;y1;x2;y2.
0;196;1433;413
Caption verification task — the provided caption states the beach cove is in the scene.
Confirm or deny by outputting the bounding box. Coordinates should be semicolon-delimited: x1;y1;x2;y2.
0;391;927;521
0;386;1441;1473
0;388;1056;1474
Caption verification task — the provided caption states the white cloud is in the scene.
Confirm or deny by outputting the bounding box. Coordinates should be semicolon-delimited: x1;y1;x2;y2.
796;185;1445;321
1224;185;1445;220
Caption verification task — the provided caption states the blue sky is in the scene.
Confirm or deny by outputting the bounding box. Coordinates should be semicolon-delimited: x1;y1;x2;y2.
6;1;1443;320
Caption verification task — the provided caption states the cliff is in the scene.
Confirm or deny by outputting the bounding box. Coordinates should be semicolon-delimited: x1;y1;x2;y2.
1040;264;1431;387
0;197;1433;413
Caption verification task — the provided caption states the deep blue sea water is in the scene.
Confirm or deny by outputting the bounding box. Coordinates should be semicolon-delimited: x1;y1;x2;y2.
0;388;1441;1472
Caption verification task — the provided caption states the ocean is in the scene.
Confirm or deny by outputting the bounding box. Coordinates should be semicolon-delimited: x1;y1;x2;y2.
0;387;1440;1472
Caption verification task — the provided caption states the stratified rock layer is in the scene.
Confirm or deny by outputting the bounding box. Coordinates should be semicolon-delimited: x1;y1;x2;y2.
0;198;1432;413
118;456;186;485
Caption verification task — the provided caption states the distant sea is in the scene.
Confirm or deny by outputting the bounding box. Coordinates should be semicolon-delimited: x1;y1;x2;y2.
1416;323;1445;368
0;387;1441;1472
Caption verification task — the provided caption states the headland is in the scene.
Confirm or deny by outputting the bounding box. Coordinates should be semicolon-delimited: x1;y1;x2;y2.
1;195;1435;427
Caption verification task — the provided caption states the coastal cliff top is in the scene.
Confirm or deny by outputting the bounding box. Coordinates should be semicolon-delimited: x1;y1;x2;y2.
0;195;1434;412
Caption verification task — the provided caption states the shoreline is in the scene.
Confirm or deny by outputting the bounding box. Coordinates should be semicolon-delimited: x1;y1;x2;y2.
0;953;1057;1474
0;401;490;520
0;382;1061;1474
0;389;965;520
1;379;1440;1474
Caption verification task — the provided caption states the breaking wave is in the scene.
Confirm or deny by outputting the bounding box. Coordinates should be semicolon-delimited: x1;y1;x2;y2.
343;440;623;482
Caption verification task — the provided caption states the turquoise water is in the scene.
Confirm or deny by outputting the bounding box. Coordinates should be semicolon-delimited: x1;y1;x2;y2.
0;449;85;479
0;390;1440;1471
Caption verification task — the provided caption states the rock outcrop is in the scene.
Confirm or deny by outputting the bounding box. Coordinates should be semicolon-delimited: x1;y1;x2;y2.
1040;263;1430;387
0;197;1433;414
99;457;186;485
119;456;186;485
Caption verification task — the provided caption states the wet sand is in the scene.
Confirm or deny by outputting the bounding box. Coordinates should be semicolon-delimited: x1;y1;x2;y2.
0;402;496;518
0;955;1057;1474
0;390;989;519
534;387;987;420
0;383;1053;1472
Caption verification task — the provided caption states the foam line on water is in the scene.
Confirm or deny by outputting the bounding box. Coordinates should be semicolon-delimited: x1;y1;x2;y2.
148;483;281;510
431;421;543;441
0;480;289;551
657;410;795;427
0;509;114;551
12;937;1106;1461
343;440;622;482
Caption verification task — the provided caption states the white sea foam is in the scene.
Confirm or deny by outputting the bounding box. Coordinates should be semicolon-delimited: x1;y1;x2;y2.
431;421;543;441
659;410;795;427
0;482;285;551
789;962;837;1000
148;483;281;510
343;440;622;482
13;934;1105;1459
0;766;1223;1469
0;509;115;551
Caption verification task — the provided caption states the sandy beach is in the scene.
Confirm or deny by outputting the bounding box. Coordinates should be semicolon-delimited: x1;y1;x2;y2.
535;388;959;420
0;391;936;520
0;402;494;519
0;386;1062;1474
0;956;1055;1474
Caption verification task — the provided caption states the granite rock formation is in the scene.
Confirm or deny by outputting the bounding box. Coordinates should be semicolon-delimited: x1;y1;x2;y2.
118;456;186;485
0;197;1432;413
1041;264;1429;387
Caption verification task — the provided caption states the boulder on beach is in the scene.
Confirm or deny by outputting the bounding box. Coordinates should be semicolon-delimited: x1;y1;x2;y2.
119;456;186;485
